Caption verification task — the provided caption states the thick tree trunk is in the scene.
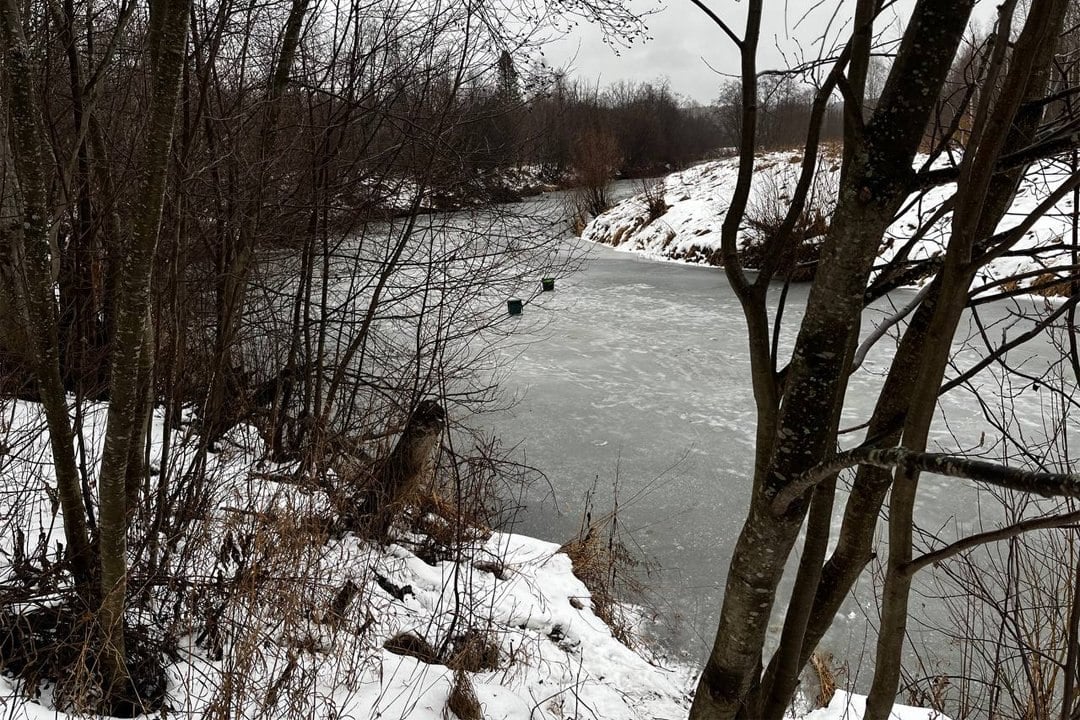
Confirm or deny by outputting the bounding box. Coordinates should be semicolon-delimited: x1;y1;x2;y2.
692;200;899;719
53;0;107;398
863;277;969;719
690;3;975;717
772;286;941;682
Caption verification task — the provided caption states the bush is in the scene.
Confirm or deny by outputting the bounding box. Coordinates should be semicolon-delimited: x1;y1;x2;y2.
740;168;835;281
639;177;668;222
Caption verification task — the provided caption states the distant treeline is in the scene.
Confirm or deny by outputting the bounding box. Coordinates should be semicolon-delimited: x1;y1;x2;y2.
715;76;846;151
381;57;860;190
444;60;726;183
517;76;724;180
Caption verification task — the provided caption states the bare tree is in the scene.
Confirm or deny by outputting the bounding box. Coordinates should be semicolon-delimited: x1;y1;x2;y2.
684;1;1080;719
0;0;646;712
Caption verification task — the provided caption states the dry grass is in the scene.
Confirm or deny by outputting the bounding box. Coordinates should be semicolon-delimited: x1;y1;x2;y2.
0;602;169;717
808;650;839;709
384;632;441;664
447;628;500;672
567;190;599;235
740;169;835;282
1031;272;1074;298
559;490;644;650
446;669;483;720
639;177;668;222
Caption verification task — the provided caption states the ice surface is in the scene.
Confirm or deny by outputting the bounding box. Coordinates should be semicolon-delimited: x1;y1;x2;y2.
489;224;1074;682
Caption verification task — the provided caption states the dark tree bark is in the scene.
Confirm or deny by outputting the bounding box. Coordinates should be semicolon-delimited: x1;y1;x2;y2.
865;2;1070;715
95;0;190;700
687;0;1080;712
0;0;95;589
691;3;978;717
202;0;312;442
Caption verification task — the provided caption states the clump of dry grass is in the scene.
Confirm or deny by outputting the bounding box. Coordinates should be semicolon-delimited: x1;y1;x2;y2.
384;632;441;664
808;650;839;709
639;177;668;222
740;168;836;281
567;191;598;235
0;602;170;718
1032;271;1074;298
559;486;644;649
448;628;500;672
412;490;493;542
446;668;483;720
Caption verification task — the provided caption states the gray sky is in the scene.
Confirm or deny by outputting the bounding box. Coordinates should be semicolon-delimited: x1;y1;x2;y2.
544;0;745;104
543;0;997;105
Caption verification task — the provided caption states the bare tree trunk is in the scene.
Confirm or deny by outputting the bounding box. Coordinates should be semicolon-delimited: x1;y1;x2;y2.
95;0;189;700
0;0;94;588
769;286;941;682
125;318;155;518
865;2;1069;715
691;3;976;717
203;0;311;441
51;0;106;398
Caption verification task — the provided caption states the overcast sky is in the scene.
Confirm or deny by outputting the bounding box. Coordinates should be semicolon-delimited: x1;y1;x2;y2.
542;0;997;105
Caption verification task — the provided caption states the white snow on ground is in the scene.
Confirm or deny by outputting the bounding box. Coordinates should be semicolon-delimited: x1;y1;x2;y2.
355;165;554;215
2;401;694;720
0;400;950;719
584;150;1079;295
806;691;950;720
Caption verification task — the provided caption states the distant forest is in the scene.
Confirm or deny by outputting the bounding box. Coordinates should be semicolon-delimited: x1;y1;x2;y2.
451;58;724;182
453;59;844;188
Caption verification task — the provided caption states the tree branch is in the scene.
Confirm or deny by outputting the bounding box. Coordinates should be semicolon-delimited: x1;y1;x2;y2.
851;281;933;372
914;124;1080;191
755;43;851;286
686;0;742;48
772;446;1080;516
940;294;1080;394
902;508;1080;576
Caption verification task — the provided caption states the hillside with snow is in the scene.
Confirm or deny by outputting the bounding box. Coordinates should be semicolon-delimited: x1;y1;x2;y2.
0;401;951;720
583;151;1078;296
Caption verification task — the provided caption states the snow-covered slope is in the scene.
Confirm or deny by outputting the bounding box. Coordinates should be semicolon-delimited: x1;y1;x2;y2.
583;151;1078;295
0;400;954;719
0;401;692;720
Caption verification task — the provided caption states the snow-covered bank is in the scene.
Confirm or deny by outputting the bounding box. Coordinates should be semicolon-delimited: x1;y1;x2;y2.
346;165;555;218
0;401;691;719
807;691;951;720
583;151;1079;295
0;400;951;719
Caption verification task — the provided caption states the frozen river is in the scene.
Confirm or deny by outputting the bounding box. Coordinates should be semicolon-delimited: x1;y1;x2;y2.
489;241;759;658
485;190;1074;686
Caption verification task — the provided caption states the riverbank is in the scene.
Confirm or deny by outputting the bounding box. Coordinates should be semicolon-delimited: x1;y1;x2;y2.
0;395;954;719
583;151;1078;296
348;165;555;219
0;399;695;719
